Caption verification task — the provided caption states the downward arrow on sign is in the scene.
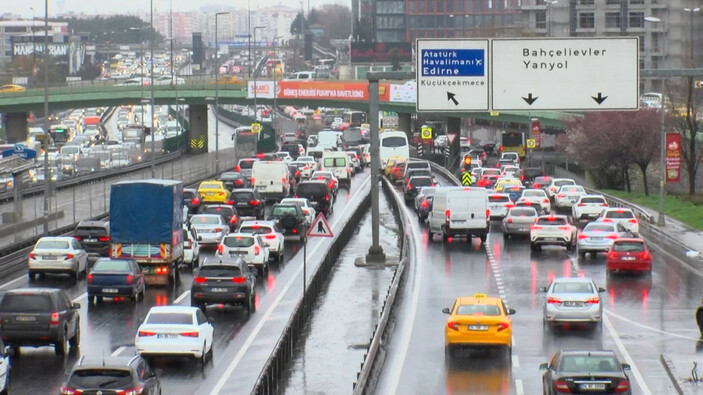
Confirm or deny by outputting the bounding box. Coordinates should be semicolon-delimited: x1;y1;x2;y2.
522;93;538;105
592;92;608;105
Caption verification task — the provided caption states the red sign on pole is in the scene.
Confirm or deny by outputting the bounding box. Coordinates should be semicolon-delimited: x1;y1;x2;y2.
531;118;541;148
665;132;681;183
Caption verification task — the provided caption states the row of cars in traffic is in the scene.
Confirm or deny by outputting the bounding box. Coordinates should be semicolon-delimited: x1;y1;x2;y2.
386;149;642;394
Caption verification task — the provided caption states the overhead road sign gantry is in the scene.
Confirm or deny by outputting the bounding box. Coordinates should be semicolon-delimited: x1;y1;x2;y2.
491;37;639;111
416;39;490;112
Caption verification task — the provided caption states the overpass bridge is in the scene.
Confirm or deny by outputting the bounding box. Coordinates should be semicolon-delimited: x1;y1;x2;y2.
0;77;572;151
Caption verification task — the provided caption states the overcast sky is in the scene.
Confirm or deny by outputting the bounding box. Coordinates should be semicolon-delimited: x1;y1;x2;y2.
8;0;348;18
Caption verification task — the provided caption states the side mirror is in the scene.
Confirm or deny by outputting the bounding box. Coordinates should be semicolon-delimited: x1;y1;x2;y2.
441;307;450;314
621;363;631;370
507;308;516;315
207;316;216;323
197;236;202;241
72;303;81;309
539;363;549;371
598;287;606;293
538;287;547;292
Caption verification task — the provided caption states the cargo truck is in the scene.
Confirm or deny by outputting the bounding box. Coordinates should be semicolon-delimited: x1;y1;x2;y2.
109;179;184;286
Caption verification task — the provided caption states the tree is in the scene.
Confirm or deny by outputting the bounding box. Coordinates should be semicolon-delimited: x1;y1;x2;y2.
290;12;307;37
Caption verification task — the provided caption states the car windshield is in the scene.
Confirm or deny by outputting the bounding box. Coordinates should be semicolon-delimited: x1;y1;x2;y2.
0;294;52;312
239;160;256;169
537;217;567;225
523;191;544;197
552;282;594;294
35;239;69;249
232;191;254;201
489;195;510;203
381;136;406;147
203;207;233;215
240;226;273;235
323;158;346;167
613;242;645;252
297;184;326;195
509;208;537;216
605;210;634;219
272;206;298;216
146;312;193;325
199;266;243;277
192;216;220;225
554;180;575;187
584;224;615;233
456;304;501;316
559;355;620;373
68;369;133;388
200;183;220;189
561;186;585;193
581;197;606;204
74;226;108;236
93;260;131;272
223;236;254;248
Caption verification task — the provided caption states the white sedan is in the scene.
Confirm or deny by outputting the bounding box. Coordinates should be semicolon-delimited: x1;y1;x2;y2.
217;233;270;276
28;236;88;280
281;197;317;226
238;220;285;263
135;306;214;362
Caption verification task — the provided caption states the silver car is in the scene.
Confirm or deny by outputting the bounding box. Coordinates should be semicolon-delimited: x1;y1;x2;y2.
189;214;230;247
540;277;605;330
28;236;89;279
502;206;539;239
577;222;632;258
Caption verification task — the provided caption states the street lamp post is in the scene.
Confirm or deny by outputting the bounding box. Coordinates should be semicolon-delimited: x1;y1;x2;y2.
684;8;701;67
30;7;36;80
149;0;156;178
215;12;228;174
42;0;49;235
252;26;265;122
248;0;252;78
272;35;283;135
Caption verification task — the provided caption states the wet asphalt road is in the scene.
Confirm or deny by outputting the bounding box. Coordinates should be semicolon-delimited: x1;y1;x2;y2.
375;169;701;395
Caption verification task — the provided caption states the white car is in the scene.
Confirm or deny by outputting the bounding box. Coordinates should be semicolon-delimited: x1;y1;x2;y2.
290;161;313;180
434;135;448;148
346;151;362;173
501;165;520;178
487;193;513;220
275;151;293;163
28;236;89;280
217;233;270;275
135;306;214;362
297;156;319;172
545;178;576;200
238;220;285;263
189;214;230;247
518;189;551;214
183;226;200;267
572;194;609;222
281;197;316;226
596;207;639;234
529;215;577;252
553;185;587;210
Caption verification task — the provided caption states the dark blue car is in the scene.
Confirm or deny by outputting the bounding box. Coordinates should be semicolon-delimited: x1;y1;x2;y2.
87;258;146;304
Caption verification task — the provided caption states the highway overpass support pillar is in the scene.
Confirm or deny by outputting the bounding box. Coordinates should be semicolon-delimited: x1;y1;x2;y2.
188;104;208;154
447;117;462;170
4;112;28;144
398;112;411;136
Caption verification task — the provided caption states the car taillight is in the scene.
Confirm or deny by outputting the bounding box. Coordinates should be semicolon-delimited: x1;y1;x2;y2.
602;218;612;222
628;218;638;224
608;251;616;260
302;209;309;214
264;234;276;239
191;197;199;205
325;194;330;201
506;218;512;223
194;277;206;283
577;203;585;206
226;200;234;205
557;226;570;231
154;267;169;274
497;322;509;331
235;165;241;172
505;202;515;208
295;170;300;177
547;297;561;304
530;224;542;230
407;184;412;190
577;234;587;240
254;245;260;255
329;182;335;189
124;385;145;395
585;297;600;304
64;253;73;260
445;209;450;221
234;180;242;185
533;183;540;188
73;236;81;241
50;312;60;325
554;380;570;392
213;227;223;232
641;251;650;260
87;273;93;283
232;277;245;283
98;236;109;242
126;274;132;285
250;177;255;185
606;234;618;240
447;321;458;331
542;199;550;204
281;177;286;184
229;216;237;224
520;175;524;181
217;245;223;254
614;380;629;393
180;331;198;337
138;331;156;337
28;252;37;259
249;200;260;206
485;209;490;218
601;203;609;207
421;201;429;208
556;194;564;198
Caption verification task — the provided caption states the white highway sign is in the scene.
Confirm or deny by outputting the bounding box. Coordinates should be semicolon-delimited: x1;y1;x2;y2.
416;39;489;112
491;37;639;111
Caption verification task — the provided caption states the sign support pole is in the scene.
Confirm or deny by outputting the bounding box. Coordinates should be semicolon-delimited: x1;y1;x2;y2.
303;238;307;294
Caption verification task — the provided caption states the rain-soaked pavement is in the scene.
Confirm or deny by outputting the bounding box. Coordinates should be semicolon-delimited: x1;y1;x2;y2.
283;191;399;394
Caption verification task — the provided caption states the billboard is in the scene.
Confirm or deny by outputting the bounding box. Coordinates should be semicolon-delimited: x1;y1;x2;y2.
389;83;416;103
666;132;681;183
351;42;412;63
276;81;390;101
247;81;275;99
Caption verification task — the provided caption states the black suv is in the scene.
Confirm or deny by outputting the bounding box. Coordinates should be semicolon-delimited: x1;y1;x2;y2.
296;181;333;216
219;171;249;190
0;288;80;355
60;355;161;395
404;176;434;203
268;203;307;238
229;189;265;219
183;188;203;214
72;220;110;257
191;257;257;313
202;204;239;231
521;167;545;188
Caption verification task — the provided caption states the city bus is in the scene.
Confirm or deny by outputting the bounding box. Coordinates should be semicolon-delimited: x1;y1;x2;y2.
265;59;284;77
640;92;670;109
233;126;258;159
500;131;526;159
341;111;367;130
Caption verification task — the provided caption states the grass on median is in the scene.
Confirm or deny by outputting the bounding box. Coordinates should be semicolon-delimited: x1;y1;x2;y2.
603;189;703;231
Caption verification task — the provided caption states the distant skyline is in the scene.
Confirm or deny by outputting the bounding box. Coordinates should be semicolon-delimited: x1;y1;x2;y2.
4;0;348;18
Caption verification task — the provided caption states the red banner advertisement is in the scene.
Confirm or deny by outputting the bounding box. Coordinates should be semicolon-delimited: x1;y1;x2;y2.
275;81;390;102
531;118;541;148
665;132;681;183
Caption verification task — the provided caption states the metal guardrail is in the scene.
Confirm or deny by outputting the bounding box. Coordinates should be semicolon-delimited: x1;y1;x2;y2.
352;177;412;394
252;188;372;395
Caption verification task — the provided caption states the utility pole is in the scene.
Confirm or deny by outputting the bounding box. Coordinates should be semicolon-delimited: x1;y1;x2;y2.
215;12;228;174
42;0;49;235
150;0;156;178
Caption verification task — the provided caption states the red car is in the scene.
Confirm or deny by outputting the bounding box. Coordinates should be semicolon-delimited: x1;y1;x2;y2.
606;238;652;274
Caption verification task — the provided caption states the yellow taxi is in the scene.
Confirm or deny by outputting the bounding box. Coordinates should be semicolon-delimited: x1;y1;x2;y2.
494;178;522;193
197;180;229;203
217;75;244;85
0;84;25;93
384;156;405;177
442;293;515;358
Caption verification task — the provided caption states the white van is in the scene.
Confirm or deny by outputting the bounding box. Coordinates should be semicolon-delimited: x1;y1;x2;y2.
251;161;290;201
321;151;351;188
317;130;342;150
428;187;489;243
284;71;316;80
379;131;409;169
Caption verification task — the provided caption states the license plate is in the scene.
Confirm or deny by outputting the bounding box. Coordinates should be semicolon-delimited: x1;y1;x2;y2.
16;316;36;322
157;334;178;339
467;325;488;331
309;201;318;205
563;301;583;307
102;288;118;293
590;237;603;241
229;252;246;257
85;238;97;243
622;256;636;261
544;237;558;241
211;288;228;292
518;228;528;232
42;255;56;260
579;383;606;390
237;202;248;206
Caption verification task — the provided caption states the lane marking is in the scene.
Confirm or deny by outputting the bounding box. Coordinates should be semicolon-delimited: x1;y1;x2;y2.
515;379;524;395
0;276;26;290
603;313;652;394
174;290;190;304
512;335;516;347
111;346;126;357
72;293;87;304
210;176;370;394
512;354;520;368
605;309;700;341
